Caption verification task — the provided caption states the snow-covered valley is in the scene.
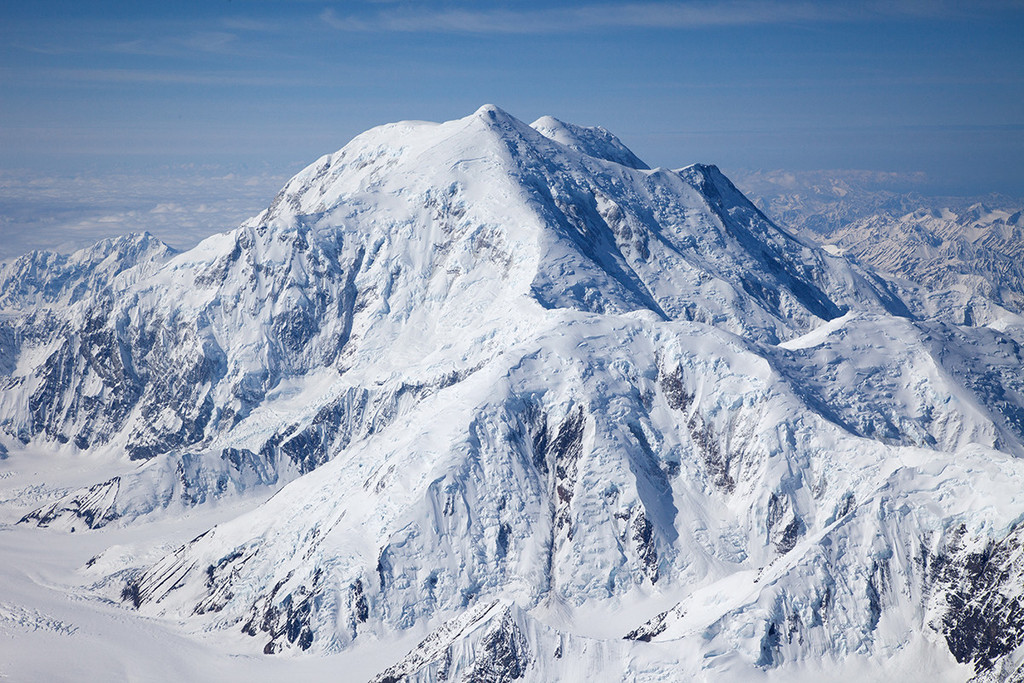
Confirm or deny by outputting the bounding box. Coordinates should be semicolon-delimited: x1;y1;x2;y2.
2;106;1024;681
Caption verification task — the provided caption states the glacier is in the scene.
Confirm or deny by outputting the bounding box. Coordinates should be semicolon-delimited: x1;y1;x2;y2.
1;105;1024;681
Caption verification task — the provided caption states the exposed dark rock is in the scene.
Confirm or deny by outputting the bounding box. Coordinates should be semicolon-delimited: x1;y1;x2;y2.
194;548;257;615
756;619;782;668
765;491;803;554
350;579;369;623
241;568;323;654
630;508;659;584
120;530;212;608
776;518;803;555
925;525;1024;672
371;602;529;683
660;366;692;412
624;607;674;642
866;558;891;632
19;477;120;529
660;365;734;491
465;609;530;682
543;406;586;542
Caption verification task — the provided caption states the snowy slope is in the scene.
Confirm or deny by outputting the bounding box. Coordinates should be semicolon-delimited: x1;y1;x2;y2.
3;106;1024;682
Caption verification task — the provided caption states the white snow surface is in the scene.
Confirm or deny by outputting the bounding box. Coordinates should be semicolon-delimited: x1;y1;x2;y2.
2;105;1024;681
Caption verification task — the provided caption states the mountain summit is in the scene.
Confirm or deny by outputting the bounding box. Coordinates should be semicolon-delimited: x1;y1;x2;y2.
3;107;1024;681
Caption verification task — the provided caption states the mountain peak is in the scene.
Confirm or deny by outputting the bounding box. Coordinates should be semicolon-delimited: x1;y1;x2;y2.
232;106;904;344
474;102;512;119
0;230;175;309
530;114;649;170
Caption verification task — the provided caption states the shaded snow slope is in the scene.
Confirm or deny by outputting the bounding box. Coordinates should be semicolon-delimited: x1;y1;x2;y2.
3;106;1024;681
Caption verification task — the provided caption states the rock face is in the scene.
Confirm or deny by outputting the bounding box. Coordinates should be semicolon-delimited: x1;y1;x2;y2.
4;106;1024;681
371;601;532;683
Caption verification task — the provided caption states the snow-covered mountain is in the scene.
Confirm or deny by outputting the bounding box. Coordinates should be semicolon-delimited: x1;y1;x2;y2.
3;106;1024;682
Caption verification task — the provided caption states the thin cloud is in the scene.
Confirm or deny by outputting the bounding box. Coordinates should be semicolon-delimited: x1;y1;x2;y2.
0;168;289;261
221;17;282;32
181;31;239;53
17;44;78;56
319;2;822;34
4;67;306;87
107;31;241;57
318;0;999;34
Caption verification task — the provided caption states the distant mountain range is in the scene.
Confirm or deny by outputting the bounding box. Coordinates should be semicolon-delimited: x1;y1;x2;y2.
738;169;1024;314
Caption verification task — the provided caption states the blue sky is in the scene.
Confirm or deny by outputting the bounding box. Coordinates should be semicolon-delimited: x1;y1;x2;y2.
1;1;1023;255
